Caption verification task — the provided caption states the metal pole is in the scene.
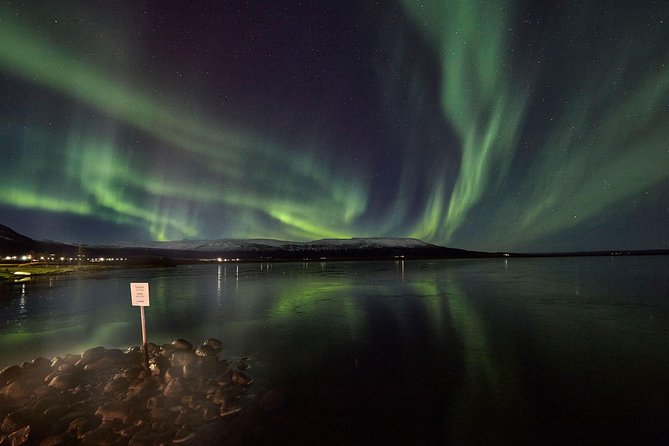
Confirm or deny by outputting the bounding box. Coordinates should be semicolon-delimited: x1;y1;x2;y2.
140;305;148;370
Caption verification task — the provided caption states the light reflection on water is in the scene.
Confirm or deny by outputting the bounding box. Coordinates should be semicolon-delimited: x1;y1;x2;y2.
1;257;668;443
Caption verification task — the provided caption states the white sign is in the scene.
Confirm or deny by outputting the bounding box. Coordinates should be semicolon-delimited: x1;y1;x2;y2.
130;282;150;306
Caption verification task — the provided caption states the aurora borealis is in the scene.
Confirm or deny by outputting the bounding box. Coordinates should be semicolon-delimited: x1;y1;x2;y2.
1;1;668;252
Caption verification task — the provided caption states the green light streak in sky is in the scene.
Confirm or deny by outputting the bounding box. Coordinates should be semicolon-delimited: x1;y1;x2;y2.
488;9;669;249
1;188;92;216
0;15;368;241
1;2;666;248
402;0;526;242
398;1;668;250
0;128;200;239
514;69;669;245
0;18;245;166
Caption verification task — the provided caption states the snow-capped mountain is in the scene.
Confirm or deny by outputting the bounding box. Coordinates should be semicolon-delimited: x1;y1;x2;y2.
306;238;434;249
0;224;489;261
118;237;435;252
101;236;483;260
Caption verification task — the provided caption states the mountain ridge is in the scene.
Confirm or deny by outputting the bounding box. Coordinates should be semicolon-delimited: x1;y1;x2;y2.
0;224;486;261
5;224;667;262
115;236;439;252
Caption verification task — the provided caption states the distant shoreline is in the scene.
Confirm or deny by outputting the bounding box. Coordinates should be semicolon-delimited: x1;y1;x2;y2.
2;250;668;285
0;262;175;284
2;224;668;275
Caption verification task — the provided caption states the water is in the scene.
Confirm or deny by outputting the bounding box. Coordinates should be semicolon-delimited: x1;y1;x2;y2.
1;257;668;444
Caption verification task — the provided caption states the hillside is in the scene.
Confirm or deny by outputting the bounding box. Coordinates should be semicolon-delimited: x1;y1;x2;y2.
0;224;488;262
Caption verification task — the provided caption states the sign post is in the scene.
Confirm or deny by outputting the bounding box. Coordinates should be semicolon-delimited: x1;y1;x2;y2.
130;282;150;370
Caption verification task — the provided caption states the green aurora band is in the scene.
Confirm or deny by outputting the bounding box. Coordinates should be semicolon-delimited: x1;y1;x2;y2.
400;0;669;249
401;0;527;242
1;1;667;250
0;12;368;241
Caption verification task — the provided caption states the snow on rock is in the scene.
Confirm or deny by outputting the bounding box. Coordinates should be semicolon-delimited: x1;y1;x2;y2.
307;238;433;249
116;237;436;252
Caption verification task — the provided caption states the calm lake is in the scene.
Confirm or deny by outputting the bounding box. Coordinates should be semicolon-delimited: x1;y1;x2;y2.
2;257;669;444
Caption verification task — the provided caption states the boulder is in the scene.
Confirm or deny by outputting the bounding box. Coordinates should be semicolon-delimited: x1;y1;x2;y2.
0;366;21;385
125;378;155;400
19;359;51;383
79;426;118;446
232;371;252;387
171;351;197;368
122;365;145;381
102;349;124;359
203;338;223;351
194;344;217;357
33;386;55;399
47;375;77;391
128;425;176;446
0;338;257;446
172;428;195;444
2;412;28;435
103;377;129;394
42;405;70;421
148;407;172;423
56;363;75;373
219;405;241;418
80;347;106;365
62;354;81;365
237;360;251;370
148;357;166;377
182;364;200;380
200;402;219;421
164;366;183;383
31;397;62;414
145;396;160;410
83;357;116;372
164;378;188;399
1;381;32;401
7;424;31;446
95;401;132;423
159;344;176;358
171;339;193;351
209;389;227;406
67;416;95;438
37;432;78;446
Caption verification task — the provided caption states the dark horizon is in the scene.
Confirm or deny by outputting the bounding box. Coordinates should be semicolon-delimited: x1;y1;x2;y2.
1;223;667;260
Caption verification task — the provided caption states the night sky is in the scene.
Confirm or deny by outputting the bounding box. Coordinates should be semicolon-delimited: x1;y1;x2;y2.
1;0;668;252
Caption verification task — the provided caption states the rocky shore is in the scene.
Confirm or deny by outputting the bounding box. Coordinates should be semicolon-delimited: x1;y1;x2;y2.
0;339;284;445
